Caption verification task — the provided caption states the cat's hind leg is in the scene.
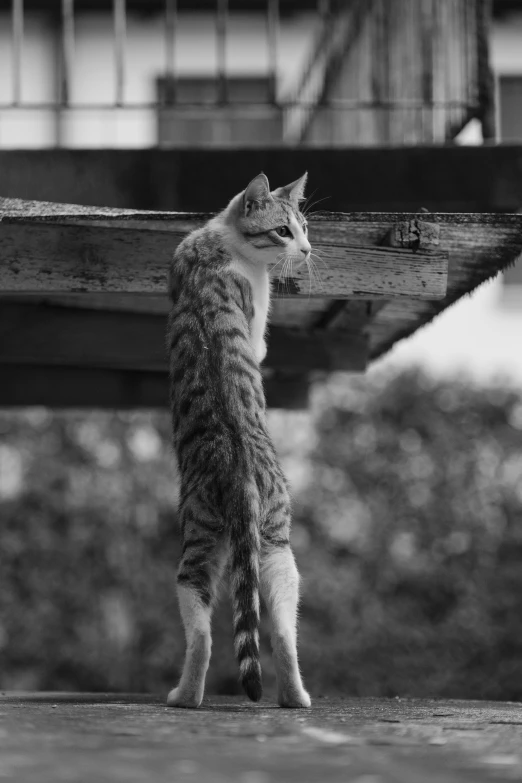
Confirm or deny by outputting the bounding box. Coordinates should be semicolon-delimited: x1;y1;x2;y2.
260;540;311;708
167;513;226;709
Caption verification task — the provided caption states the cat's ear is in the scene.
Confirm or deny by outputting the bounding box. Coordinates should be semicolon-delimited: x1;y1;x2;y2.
272;172;308;203
243;173;271;215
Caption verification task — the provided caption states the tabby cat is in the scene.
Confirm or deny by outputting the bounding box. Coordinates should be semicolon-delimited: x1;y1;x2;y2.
167;172;311;709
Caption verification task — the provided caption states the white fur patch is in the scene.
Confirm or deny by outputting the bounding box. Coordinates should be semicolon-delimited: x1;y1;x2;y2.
173;584;213;706
259;547;310;704
230;257;270;363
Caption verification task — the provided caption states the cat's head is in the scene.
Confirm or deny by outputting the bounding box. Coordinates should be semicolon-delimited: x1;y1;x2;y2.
224;172;312;267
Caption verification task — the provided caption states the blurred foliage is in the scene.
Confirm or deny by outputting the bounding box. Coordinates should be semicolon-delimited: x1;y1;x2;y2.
1;368;522;700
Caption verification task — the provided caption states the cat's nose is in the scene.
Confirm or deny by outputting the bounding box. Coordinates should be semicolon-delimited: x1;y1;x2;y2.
301;246;311;258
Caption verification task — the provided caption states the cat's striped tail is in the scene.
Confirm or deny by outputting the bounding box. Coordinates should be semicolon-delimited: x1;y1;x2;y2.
229;483;262;702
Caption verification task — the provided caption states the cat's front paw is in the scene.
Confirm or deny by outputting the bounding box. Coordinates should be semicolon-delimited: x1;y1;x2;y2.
278;687;311;709
166;686;203;709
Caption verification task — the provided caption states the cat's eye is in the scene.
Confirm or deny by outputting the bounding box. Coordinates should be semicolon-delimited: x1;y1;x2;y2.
275;226;292;238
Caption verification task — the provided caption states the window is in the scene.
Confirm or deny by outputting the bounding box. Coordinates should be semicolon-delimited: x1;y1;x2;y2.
499;76;522;141
156;76;283;147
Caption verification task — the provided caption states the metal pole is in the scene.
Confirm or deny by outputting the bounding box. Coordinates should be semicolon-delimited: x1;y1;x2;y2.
267;0;279;104
61;0;74;106
216;0;228;104
165;0;178;104
114;0;127;107
12;0;23;106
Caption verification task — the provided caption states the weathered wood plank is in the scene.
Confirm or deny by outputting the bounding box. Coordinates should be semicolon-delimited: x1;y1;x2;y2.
0;302;368;372
0;365;310;410
302;242;447;299
0;202;449;300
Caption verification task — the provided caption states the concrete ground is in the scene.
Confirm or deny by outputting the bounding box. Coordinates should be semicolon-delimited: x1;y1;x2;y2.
1;693;522;782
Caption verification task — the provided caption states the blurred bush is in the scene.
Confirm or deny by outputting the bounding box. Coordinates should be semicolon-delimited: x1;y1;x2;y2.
1;367;522;700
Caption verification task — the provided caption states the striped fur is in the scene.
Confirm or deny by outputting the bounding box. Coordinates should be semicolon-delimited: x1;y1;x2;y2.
167;173;311;708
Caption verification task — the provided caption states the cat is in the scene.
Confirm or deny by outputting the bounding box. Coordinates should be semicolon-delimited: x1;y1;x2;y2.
166;172;311;709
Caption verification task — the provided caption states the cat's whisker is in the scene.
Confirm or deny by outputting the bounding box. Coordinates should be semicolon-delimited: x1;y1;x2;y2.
310;249;326;261
306;258;317;297
279;256;290;279
308;257;325;294
285;257;295;296
277;261;286;294
299;188;317;222
270;254;288;292
305;258;312;299
291;254;313;299
300;188;319;216
287;255;300;294
309;252;322;273
275;262;284;294
271;251;286;266
310;250;330;278
303;252;324;296
273;250;324;299
302;195;331;217
289;254;312;296
270;256;286;276
278;257;292;296
283;264;292;297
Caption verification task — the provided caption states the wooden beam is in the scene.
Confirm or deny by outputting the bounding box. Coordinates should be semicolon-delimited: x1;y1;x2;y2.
306;218;440;333
0;302;368;372
0;365;310;410
1;147;522;213
369;211;522;360
2;202;522;380
0;200;449;300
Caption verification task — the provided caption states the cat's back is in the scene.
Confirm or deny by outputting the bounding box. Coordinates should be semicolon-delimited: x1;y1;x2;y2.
170;222;230;282
167;222;267;474
168;221;253;345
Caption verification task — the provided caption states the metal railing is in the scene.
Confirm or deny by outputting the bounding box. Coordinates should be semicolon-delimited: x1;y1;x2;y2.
0;0;493;147
3;0;283;110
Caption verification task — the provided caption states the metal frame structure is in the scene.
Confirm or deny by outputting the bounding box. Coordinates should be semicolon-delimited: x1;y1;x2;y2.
1;0;494;145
